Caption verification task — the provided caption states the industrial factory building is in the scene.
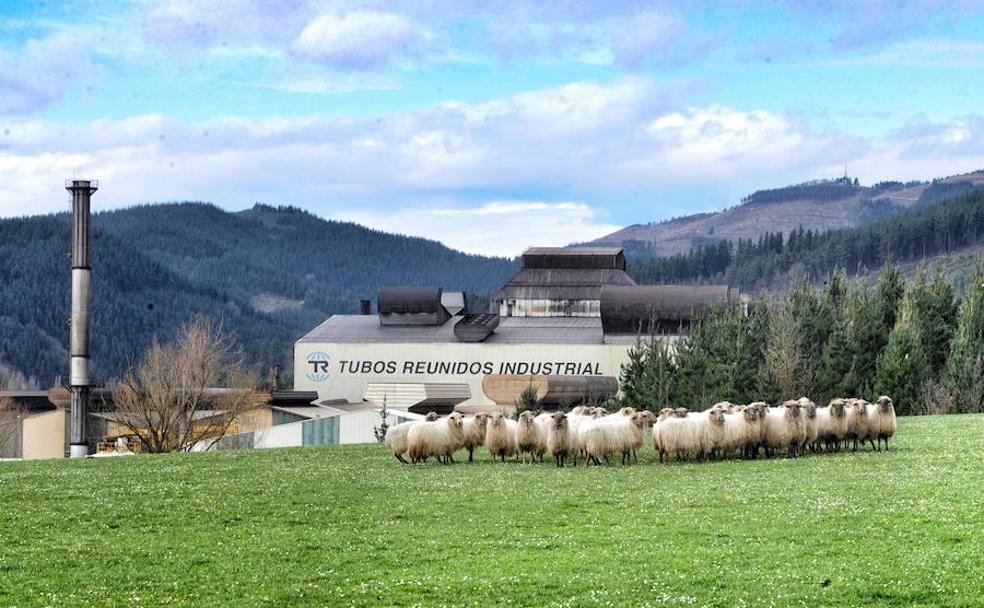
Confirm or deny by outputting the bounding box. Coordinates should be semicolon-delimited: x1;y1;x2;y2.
293;247;744;441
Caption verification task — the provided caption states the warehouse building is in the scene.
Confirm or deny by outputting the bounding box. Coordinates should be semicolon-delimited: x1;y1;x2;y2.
293;247;746;442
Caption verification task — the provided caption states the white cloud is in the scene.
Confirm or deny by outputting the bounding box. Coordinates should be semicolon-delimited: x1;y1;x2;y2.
825;38;984;68
0;33;96;114
4;77;984;254
290;11;430;69
336;201;620;257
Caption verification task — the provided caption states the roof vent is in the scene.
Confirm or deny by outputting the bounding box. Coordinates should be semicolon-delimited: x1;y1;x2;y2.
454;313;500;342
441;291;467;316
378;287;450;326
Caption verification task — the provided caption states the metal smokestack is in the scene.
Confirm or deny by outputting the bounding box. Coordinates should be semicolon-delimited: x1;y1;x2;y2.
66;179;98;458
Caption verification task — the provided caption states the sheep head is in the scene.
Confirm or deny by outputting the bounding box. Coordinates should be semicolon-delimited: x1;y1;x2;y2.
637;410;656;427
489;412;506;427
425;411;439;421
742;407;758;423
674;408;689;418
551;411;568;429
708;408;726;425
877;396;894;413
447;412;464;429
618;406;636;416
518;410;536;425
657;407;675;421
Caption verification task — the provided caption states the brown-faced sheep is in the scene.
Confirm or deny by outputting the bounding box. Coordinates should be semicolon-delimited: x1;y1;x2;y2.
407;413;466;464
844;398;873;451
872;395;897;450
546;411;571;467
721;405;760;459
816;399;848;451
461;413;489;462
798;397;819;454
516;410;547;464
485;412;518;462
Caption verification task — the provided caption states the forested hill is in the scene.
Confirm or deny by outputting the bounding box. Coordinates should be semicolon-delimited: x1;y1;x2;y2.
594;172;984;257
629;189;984;291
0;203;518;388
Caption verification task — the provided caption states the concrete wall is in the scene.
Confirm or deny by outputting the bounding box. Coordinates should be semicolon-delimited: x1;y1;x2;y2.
294;340;636;406
21;410;66;460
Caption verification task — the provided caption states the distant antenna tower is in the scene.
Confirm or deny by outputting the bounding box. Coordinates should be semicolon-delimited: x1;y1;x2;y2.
66;178;98;458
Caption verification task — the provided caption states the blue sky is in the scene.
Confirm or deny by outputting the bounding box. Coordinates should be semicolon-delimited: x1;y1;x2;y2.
2;1;984;256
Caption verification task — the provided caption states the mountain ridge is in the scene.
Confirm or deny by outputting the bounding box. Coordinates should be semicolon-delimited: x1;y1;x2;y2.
593;171;984;256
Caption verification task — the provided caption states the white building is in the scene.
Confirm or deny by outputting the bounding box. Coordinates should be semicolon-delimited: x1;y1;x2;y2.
291;247;745;444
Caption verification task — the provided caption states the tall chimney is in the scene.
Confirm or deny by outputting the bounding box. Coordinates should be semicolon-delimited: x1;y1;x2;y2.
66;179;98;458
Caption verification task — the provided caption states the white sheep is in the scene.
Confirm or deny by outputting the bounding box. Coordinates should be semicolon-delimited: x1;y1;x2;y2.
815;399;848;452
516;410;547;464
798;397;818;455
720;405;760;459
485;412;518;462
546;411;572;467
654;409;704;463
461;413;490;462
406;413;466;464
701;406;728;460
582;411;649;465
383;412;439;463
844;398;873;451
764;401;803;457
872;395;897;451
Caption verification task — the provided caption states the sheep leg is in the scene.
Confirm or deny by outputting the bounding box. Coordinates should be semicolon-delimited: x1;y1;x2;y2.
468;447;474;462
394;453;409;464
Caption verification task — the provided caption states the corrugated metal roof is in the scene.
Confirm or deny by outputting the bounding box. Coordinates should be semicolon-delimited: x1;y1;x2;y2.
297;315;639;344
269;405;335;419
493;268;636;302
523;247;623;256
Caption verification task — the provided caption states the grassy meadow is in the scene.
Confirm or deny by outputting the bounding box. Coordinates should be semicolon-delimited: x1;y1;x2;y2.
1;414;982;607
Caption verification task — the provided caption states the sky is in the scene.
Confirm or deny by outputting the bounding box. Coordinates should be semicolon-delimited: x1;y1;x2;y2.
2;1;984;256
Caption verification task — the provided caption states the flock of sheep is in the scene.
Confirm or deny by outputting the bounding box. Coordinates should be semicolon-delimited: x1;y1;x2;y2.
385;396;897;466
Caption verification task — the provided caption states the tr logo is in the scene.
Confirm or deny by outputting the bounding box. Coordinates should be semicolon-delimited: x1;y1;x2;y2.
306;351;331;383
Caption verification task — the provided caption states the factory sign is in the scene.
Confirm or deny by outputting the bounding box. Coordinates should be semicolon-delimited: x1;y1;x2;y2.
336;359;603;376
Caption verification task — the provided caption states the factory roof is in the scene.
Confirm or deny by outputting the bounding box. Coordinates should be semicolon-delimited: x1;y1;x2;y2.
493;268;636;302
523;246;623;256
297;315;640;345
521;247;627;271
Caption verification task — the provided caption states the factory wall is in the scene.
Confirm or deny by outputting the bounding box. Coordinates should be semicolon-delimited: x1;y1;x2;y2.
21;410;67;460
294;341;637;405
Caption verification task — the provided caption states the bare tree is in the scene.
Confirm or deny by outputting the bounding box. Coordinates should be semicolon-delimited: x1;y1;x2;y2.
763;302;815;401
0;393;28;458
111;318;259;453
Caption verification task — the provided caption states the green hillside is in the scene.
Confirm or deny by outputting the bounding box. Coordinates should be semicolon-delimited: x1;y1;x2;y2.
0;414;981;607
0;204;517;387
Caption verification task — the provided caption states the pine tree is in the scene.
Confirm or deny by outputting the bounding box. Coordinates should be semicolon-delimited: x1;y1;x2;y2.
672;320;712;410
875;288;929;415
945;261;984;413
875;260;905;339
923;271;958;377
819;306;852;401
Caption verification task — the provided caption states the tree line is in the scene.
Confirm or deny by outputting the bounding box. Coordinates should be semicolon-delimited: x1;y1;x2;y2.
620;260;984;416
630;188;984;290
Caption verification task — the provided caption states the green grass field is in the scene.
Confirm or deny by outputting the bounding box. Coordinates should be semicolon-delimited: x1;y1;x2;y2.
1;415;982;607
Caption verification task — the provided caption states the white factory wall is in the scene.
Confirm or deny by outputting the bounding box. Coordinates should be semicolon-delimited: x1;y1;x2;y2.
294;340;636;405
